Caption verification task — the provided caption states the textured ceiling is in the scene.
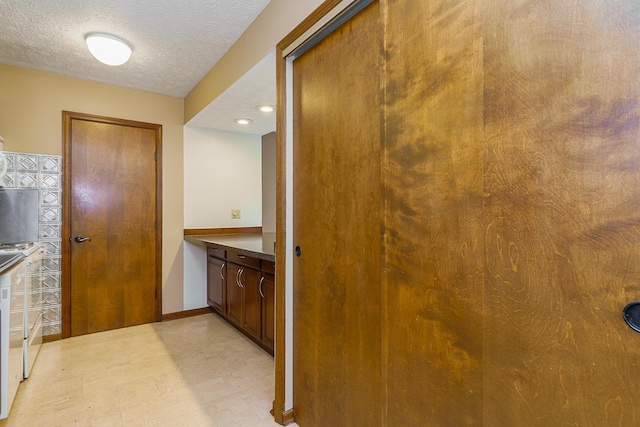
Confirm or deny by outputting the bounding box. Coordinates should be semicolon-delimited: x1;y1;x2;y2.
0;0;271;99
187;50;276;136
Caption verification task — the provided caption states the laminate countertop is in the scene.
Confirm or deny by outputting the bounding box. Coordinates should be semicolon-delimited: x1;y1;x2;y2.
185;232;276;262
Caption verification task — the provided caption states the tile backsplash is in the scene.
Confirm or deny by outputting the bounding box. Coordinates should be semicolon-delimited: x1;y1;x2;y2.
2;151;62;336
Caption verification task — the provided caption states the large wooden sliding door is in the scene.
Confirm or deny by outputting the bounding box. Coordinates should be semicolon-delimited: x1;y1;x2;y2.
292;2;382;426
281;0;640;425
382;1;484;425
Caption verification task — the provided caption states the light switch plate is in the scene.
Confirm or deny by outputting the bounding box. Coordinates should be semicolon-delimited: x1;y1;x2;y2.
231;209;241;219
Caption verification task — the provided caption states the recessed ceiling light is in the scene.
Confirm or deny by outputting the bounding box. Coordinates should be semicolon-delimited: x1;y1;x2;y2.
256;105;275;113
86;33;132;66
234;118;253;125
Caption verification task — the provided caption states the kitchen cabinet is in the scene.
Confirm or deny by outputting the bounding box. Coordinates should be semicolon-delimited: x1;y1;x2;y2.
239;265;261;338
205;243;274;355
260;271;275;350
225;262;243;327
206;248;226;315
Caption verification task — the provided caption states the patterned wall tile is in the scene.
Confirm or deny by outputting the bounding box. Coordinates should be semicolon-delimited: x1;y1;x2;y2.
42;289;60;306
2;152;16;171
40;156;61;173
18;172;38;188
42;305;61;325
41;207;61;223
41;190;61;206
41;239;61;256
18;154;38;172
1;172;15;187
2;151;62;337
40;173;60;189
41;272;60;290
40;224;61;240
42;256;61;273
43;324;61;336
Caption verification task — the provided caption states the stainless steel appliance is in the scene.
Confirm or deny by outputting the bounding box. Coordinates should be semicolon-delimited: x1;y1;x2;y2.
0;189;38;248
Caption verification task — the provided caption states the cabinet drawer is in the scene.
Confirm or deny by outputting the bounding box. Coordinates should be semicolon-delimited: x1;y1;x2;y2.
261;260;276;274
207;246;226;259
227;252;260;269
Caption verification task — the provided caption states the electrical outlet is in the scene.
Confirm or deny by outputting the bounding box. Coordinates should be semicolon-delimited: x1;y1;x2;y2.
231;209;241;219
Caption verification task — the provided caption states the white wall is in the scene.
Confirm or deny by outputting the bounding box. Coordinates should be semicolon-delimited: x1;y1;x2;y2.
184;126;262;228
183;125;262;309
262;132;277;233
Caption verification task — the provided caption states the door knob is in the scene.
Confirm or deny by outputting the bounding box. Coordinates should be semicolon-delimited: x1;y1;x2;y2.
74;236;92;243
623;301;640;333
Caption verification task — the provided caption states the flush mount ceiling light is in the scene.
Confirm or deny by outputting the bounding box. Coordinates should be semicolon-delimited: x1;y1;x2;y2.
85;33;132;66
255;105;275;113
234;118;253;125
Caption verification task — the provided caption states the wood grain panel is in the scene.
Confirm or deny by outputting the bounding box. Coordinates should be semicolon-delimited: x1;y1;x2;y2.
64;113;160;337
273;42;288;424
292;2;382;426
183;227;262;235
483;0;640;425
161;307;213;321
382;0;484;425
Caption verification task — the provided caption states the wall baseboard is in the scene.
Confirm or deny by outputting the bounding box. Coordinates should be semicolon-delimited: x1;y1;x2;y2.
42;309;212;341
281;409;295;425
271;406;296;426
162;306;213;321
43;333;62;343
183;227;262;236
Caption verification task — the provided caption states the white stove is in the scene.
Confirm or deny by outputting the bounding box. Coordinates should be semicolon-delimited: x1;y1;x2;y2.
0;243;43;394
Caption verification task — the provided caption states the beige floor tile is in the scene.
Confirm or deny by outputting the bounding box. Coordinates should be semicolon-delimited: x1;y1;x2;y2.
0;314;286;427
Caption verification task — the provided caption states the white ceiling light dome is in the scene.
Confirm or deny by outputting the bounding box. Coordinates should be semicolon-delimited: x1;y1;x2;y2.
85;33;132;66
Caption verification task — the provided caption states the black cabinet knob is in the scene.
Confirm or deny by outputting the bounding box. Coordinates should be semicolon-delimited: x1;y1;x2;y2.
295;246;301;257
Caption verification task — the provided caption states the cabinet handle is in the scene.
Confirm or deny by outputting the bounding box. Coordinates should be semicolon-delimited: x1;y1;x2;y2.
259;276;265;298
220;263;225;280
237;254;246;259
236;268;241;287
237;269;244;288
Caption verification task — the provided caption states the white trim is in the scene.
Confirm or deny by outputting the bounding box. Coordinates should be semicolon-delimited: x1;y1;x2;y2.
284;55;295;409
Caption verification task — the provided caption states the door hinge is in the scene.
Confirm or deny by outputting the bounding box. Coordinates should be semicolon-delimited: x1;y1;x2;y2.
154;151;158;161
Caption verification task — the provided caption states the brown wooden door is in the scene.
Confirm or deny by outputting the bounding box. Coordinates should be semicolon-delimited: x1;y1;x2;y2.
292;2;382;426
63;112;161;337
285;0;640;425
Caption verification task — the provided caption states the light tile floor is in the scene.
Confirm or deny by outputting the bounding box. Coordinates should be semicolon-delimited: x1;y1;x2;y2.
0;314;298;427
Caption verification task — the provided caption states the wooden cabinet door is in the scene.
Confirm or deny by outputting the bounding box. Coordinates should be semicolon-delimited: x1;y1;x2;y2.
261;272;275;352
207;255;226;315
241;267;262;339
226;263;243;327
